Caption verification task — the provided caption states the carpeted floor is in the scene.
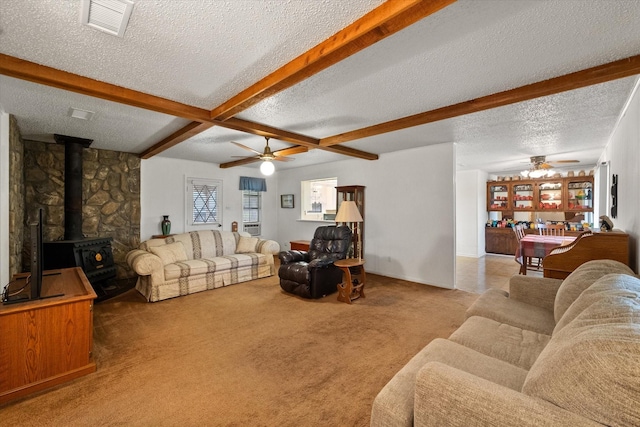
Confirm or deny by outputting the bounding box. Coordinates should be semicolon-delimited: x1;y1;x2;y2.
1;273;477;426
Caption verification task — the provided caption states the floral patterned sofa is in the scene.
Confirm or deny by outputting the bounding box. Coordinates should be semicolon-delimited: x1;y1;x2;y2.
126;230;279;302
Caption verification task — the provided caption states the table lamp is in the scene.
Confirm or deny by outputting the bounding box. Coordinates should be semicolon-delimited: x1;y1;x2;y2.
335;200;363;260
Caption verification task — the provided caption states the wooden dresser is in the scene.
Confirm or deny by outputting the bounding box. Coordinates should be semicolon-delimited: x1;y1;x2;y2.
542;231;630;279
0;267;97;404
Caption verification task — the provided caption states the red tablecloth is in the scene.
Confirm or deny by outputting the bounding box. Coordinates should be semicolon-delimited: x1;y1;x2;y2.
520;235;575;258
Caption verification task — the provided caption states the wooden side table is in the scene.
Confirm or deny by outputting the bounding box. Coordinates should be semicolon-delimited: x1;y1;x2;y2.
290;240;310;251
335;258;366;304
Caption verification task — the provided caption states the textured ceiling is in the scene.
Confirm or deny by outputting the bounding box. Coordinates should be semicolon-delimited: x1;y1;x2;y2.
1;0;639;175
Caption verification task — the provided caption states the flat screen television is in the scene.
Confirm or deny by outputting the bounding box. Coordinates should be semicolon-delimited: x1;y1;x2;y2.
2;209;61;304
29;208;44;300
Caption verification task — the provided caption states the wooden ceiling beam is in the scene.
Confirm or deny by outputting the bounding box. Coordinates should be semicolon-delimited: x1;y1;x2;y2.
140;122;214;159
210;0;456;121
0;54;211;122
320;54;640;146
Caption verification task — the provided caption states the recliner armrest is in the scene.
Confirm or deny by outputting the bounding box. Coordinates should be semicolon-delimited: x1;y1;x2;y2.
308;258;334;268
279;250;309;264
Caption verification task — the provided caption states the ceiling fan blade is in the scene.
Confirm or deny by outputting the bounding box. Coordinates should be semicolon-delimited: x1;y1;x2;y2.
231;141;261;155
551;159;580;164
272;156;293;162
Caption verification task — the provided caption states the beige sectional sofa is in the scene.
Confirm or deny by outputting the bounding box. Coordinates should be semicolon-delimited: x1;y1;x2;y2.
126;230;279;302
371;260;640;426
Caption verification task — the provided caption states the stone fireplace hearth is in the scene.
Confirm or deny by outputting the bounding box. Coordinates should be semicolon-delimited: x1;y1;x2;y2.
22;137;140;282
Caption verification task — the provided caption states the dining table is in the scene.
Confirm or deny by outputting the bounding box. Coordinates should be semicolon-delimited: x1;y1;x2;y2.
519;234;576;275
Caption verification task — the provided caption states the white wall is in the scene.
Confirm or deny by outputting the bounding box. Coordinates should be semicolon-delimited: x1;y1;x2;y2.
277;143;456;289
456;169;488;257
140;157;278;242
599;77;640;272
0;111;9;286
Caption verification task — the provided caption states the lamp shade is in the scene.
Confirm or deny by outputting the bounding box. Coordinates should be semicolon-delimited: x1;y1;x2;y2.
335;200;363;223
260;160;275;176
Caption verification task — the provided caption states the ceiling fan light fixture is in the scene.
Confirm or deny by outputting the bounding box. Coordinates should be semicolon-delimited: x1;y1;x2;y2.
528;168;552;178
260;160;275;176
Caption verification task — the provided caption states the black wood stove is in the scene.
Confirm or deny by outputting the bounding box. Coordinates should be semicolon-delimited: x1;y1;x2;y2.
42;134;116;297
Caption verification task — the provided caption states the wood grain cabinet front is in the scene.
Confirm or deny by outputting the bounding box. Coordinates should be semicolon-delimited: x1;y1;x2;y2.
0;267;97;404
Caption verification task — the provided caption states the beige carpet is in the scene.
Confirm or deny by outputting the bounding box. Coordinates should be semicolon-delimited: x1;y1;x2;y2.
1;273;477;426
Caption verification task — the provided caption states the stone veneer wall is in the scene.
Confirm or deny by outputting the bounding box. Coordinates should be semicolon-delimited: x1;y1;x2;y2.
23;140;140;279
8;115;25;278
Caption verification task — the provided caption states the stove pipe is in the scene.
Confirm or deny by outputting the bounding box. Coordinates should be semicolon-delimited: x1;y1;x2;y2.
53;134;93;241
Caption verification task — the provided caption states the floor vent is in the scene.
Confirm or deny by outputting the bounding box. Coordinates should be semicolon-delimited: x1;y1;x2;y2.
80;0;134;38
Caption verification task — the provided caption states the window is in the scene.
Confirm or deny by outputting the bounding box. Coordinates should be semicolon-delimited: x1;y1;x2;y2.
242;190;261;236
186;178;222;226
300;177;337;221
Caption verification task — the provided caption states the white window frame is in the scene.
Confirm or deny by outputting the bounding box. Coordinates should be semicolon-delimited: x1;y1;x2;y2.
300;177;338;221
242;190;261;235
186;177;222;227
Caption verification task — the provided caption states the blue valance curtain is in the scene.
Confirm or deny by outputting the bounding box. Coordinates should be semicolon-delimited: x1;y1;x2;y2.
239;176;267;192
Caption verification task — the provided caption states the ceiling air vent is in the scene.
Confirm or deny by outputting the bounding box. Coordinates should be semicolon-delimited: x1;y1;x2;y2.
80;0;134;38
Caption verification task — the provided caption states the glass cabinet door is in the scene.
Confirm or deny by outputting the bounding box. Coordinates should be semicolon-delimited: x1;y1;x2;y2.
537;181;563;210
488;184;509;210
512;182;534;210
567;179;593;211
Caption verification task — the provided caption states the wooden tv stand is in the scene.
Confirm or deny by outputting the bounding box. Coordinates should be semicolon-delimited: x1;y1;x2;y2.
0;267;97;404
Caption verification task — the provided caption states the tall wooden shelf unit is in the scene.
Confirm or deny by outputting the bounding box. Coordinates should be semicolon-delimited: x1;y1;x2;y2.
336;185;365;258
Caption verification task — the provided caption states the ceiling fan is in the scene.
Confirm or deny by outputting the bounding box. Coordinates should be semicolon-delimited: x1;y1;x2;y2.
521;155;579;178
231;137;294;175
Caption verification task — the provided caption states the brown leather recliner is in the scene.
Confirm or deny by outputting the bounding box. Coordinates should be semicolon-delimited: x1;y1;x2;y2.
278;226;352;298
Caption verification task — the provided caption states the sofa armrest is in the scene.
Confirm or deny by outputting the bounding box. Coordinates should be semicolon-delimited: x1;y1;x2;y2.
125;249;165;284
414;362;602;427
257;239;280;255
508;275;563;311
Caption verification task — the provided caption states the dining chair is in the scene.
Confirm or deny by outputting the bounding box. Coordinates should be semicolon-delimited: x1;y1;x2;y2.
512;224;541;274
512;224;526;274
537;223;565;236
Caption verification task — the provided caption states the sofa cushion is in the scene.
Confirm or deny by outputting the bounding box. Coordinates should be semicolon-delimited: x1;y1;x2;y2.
371;338;528;426
150;241;188;265
554;273;640;333
449;316;551;370
164;254;265;281
236;236;259;253
554;259;634;323
465;289;556;335
523;279;640;427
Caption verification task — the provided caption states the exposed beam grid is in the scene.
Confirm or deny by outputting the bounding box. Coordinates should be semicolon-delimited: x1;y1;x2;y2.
210;0;457;121
216;118;378;160
320;54;640;146
0;53;377;161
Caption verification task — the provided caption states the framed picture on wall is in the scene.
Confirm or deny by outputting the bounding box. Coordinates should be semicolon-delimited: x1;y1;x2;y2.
281;194;294;208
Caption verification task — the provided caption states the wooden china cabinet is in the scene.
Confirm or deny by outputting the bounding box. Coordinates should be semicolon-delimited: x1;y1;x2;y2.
336;185;365;259
486;176;593;214
485;176;594;255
